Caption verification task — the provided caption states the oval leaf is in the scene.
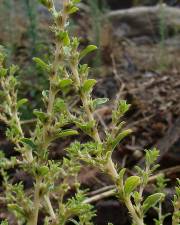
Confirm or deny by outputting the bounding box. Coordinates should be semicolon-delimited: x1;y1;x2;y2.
79;45;97;60
0;68;8;77
33;57;49;72
10;65;19;76
59;79;72;89
54;98;66;112
143;193;165;213
58;129;78;138
62;32;70;45
37;166;49;176
93;98;109;109
82;79;97;93
75;120;95;136
17;98;28;109
124;176;141;196
68;6;79;14
111;129;132;151
118;168;126;181
20;138;36;149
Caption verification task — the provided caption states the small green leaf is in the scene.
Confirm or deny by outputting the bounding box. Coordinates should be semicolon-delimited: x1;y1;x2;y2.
54;98;66;113
145;148;159;165
124;176;141;196
63;32;70;45
72;0;81;4
82;79;97;93
75;120;95;136
0;68;8;77
79;64;89;75
17;98;28;109
8;204;25;216
0;220;9;225
93;98;109;109
67;6;79;14
9;76;18;87
133;191;141;204
33;57;50;72
117;100;131;115
118;168;126;181
20;138;36;149
111;129;132;151
37;166;49;176
9;65;19;76
143;193;165;213
58;129;78;138
42;90;49;99
59;79;73;89
79;45;97;60
71;37;79;49
33;110;48;122
57;31;70;46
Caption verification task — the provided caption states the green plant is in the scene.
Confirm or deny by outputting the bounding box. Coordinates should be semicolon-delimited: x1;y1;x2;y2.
153;175;170;225
172;179;180;225
0;0;95;223
0;1;178;225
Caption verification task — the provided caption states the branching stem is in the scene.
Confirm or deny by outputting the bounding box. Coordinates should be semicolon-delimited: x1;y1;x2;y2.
70;61;144;225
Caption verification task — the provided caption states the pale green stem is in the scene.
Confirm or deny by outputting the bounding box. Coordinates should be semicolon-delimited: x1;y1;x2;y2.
172;198;180;225
125;197;145;225
106;157;119;179
29;179;41;225
44;195;56;221
158;202;163;225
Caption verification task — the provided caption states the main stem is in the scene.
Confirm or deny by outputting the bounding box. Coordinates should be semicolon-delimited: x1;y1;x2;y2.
37;2;69;222
29;178;41;225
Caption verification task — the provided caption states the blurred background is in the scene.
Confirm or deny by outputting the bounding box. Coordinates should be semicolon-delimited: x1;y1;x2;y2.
0;0;179;224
